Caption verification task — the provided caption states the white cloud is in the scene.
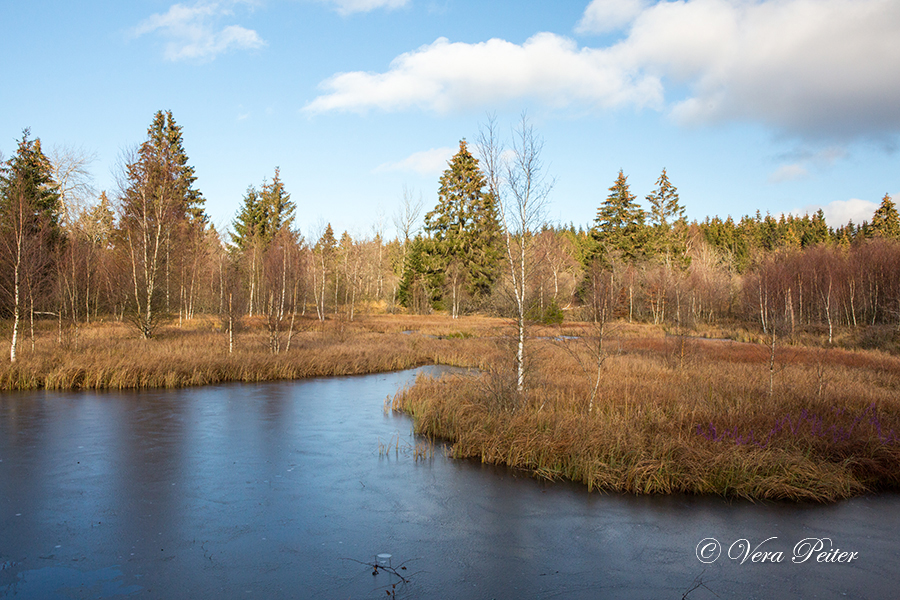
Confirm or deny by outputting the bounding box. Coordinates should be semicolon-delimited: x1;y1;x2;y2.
316;0;410;16
620;0;900;139
794;198;878;227
375;147;455;175
577;0;650;34
769;164;809;183
305;33;662;114
309;0;900;142
135;2;265;62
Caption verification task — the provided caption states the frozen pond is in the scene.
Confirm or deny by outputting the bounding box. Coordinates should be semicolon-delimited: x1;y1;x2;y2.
1;366;898;598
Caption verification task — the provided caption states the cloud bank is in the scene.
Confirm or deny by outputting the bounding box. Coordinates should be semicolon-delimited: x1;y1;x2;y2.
305;33;662;114
307;0;900;141
135;2;265;62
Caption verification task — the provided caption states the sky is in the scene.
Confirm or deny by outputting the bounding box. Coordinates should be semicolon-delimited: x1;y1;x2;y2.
1;0;898;240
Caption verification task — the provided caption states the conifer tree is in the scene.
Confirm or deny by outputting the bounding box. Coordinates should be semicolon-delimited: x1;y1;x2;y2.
423;140;502;301
646;168;684;229
645;168;687;265
592;170;646;262
0;130;61;361
117;110;204;338
230;168;295;252
231;185;263;252
871;194;900;240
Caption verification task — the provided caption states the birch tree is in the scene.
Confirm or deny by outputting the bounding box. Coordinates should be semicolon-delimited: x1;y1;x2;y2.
116;111;204;339
477;113;552;395
0;131;61;361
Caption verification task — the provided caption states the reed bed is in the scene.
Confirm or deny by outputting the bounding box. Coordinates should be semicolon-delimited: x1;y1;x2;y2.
394;332;900;502
0;317;499;391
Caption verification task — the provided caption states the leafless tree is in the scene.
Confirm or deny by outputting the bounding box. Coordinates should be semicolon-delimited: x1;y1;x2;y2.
478;112;553;395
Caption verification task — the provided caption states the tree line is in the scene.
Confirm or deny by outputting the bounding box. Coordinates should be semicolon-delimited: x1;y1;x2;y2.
1;110;899;363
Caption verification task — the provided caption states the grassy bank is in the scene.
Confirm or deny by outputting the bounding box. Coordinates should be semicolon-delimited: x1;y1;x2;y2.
393;330;900;502
0;315;498;390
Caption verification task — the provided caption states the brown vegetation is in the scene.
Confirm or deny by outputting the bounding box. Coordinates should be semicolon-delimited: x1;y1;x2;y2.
392;322;900;502
0;315;497;391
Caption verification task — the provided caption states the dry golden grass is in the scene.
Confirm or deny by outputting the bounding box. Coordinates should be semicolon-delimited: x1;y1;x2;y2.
393;327;900;502
0;315;498;391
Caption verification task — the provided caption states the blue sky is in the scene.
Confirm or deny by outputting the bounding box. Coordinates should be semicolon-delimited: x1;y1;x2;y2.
2;0;898;240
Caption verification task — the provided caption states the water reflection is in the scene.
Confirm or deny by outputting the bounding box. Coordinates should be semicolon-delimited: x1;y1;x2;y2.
1;367;898;599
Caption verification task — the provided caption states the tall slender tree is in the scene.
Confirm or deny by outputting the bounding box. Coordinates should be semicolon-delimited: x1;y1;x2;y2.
645;168;688;266
117;111;204;338
477;113;553;396
0;130;61;361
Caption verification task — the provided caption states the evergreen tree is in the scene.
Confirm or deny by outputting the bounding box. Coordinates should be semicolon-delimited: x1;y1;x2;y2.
645;168;687;265
802;209;830;247
231;185;263;252
260;168;294;235
0;129;61;360
423;140;502;300
146;110;205;224
871;194;900;239
117;110;204;338
592;170;646;262
230;168;296;252
397;236;425;310
646;168;684;229
0;130;62;242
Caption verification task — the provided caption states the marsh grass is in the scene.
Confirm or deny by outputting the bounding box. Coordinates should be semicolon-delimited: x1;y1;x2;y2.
394;332;900;502
0;316;499;391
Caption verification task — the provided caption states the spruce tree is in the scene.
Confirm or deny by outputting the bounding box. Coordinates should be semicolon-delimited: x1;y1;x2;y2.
145;110;205;223
230;168;296;252
423;139;501;301
871;194;900;239
231;186;263;252
117;110;204;337
646;168;684;229
0;130;62;240
592;169;646;262
645;168;687;265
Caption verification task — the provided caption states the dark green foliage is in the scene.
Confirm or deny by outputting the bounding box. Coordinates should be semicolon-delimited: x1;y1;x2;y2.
0;129;62;243
645;168;688;267
0;130;62;320
116;110;205;338
146;110;205;223
230;168;295;252
698;210;835;272
397;236;436;312
422;140;502;302
592;170;647;263
526;297;564;325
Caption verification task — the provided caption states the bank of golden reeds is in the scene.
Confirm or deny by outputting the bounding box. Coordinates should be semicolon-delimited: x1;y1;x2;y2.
0;316;499;391
394;333;900;502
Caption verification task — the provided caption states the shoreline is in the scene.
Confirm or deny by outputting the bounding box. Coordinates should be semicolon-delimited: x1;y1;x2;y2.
3;315;899;503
